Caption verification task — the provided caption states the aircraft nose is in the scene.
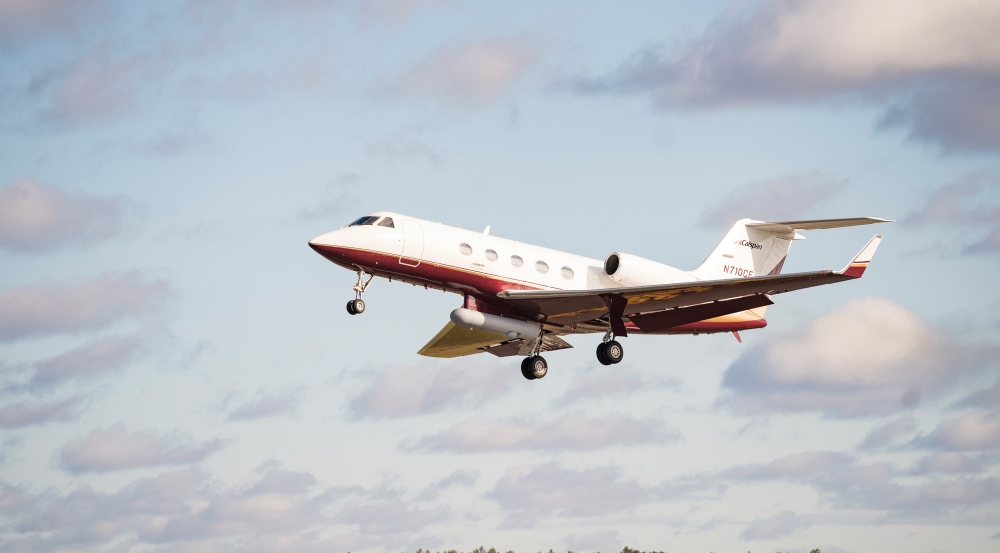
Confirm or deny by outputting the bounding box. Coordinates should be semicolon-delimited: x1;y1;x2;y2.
308;230;340;250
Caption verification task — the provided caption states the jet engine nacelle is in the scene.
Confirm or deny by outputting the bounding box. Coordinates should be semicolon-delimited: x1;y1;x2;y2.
603;252;690;286
450;308;540;340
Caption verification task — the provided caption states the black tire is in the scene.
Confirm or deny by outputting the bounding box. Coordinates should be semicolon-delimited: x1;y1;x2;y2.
352;299;366;314
605;340;624;364
530;356;548;379
520;357;535;380
596;343;612;366
346;300;357;315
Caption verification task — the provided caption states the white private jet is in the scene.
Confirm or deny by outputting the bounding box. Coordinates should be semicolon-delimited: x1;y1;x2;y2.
309;213;890;380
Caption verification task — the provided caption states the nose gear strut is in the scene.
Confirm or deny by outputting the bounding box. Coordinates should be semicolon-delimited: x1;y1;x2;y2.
346;268;373;315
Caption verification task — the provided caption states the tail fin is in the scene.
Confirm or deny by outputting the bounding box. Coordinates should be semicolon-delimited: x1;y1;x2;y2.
693;217;892;280
693;219;795;280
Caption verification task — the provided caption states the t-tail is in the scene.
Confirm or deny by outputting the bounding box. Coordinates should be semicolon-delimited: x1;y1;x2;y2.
693;217;894;281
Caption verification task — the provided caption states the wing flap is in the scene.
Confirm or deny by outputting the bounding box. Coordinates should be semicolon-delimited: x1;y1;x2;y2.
497;235;882;326
629;294;774;332
417;321;508;358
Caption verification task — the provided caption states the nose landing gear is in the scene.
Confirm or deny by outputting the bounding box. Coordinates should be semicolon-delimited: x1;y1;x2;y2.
346;268;373;316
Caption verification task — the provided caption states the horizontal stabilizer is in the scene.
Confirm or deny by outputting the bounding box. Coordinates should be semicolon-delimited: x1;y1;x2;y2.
746;217;892;233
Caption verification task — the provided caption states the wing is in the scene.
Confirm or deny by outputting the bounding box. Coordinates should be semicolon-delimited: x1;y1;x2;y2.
496;235;882;330
418;321;572;358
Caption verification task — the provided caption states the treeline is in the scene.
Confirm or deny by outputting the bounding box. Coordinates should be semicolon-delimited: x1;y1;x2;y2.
404;546;822;553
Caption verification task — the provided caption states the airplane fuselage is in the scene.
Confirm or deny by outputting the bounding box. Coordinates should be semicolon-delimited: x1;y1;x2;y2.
308;211;766;335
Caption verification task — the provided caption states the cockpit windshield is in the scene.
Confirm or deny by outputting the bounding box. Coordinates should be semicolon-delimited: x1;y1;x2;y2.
348;216;380;226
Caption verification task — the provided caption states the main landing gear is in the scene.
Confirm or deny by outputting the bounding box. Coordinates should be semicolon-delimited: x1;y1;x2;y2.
596;330;624;365
346;268;373;316
521;356;548;380
520;332;549;380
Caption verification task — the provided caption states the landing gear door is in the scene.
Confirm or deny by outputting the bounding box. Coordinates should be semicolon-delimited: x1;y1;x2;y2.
400;219;424;267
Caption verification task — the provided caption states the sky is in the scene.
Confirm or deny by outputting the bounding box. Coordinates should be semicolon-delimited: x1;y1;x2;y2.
1;0;999;552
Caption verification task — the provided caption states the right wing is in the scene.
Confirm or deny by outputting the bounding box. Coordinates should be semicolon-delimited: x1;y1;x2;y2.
496;235;883;330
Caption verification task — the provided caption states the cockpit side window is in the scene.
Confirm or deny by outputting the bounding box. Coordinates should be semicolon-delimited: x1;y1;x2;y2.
348;216;379;226
377;217;394;228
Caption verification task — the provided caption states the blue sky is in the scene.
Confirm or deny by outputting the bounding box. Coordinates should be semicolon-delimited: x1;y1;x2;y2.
1;1;999;552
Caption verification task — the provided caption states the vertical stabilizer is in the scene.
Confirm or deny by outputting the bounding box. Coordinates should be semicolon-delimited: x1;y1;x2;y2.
694;219;795;280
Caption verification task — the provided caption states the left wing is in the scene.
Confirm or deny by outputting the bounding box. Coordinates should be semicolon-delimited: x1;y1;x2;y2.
496;235;882;329
418;321;572;358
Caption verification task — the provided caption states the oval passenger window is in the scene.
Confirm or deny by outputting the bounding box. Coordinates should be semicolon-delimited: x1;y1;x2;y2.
485;249;498;261
561;266;574;279
459;243;473;255
535;261;549;274
510;255;523;267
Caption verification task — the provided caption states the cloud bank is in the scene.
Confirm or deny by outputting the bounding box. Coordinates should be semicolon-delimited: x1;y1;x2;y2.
572;0;1000;152
720;298;983;417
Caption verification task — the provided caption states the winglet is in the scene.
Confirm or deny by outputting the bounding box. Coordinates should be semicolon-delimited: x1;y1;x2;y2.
839;235;882;278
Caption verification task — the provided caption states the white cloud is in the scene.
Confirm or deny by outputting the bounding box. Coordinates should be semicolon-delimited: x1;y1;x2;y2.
488;462;646;519
27;334;145;389
60;424;226;473
857;417;916;451
415;469;478;501
226;387;305;421
0;272;168;341
563;530;622;553
554;371;679;406
906;170;1000;255
573;0;1000;152
720;298;981;417
349;361;515;419
914;452;987;475
698;172;844;228
0;397;82;428
740;510;806;540
914;411;1000;451
383;37;538;106
408;411;677;452
0;179;134;254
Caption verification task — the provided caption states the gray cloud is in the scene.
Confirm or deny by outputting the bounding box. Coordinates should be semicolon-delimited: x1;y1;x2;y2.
720;298;987;417
415;469;478;501
0;397;82;428
60;424;226;473
740;510;806;540
570;0;1000;152
906;170;1000;255
698;172;845;228
349;361;515;419
857;417;917;451
379;37;538;106
912;411;1000;451
0;272;169;341
226;387;305;421
408;411;677;452
0;179;135;254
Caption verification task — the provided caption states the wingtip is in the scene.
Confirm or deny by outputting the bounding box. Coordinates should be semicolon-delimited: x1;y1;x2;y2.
840;235;882;277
